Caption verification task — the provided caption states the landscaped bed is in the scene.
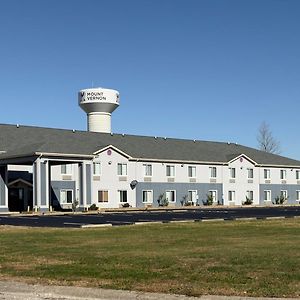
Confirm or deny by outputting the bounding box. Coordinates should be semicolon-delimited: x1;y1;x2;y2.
0;219;299;298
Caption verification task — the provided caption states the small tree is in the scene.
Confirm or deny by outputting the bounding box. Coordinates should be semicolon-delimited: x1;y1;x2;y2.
257;121;280;154
205;194;214;206
243;196;253;205
274;194;287;205
157;193;169;207
181;194;188;206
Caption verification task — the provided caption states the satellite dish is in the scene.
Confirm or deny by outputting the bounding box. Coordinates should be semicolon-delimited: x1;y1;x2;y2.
130;180;138;190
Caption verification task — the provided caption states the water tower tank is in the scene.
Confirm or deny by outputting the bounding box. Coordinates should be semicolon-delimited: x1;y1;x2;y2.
78;87;120;133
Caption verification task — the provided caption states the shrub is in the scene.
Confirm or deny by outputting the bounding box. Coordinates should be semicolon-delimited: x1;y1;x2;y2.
243;196;253;205
274;195;287;205
205;194;214;206
157;193;169;206
122;202;130;208
89;204;98;211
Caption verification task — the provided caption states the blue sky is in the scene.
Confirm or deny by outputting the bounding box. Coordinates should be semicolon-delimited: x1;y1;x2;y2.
0;0;300;159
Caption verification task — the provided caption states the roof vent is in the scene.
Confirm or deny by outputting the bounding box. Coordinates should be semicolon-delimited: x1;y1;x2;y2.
16;124;19;128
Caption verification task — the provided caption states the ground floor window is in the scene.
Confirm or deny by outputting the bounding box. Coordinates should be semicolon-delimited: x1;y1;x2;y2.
264;190;271;201
166;190;176;202
280;190;288;200
246;190;254;201
142;190;153;203
208;190;217;203
60;189;73;204
119;190;128;203
296;191;300;201
98;190;108;203
228;191;235;202
188;190;197;203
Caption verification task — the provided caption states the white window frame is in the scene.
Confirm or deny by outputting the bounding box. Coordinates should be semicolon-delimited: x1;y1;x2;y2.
229;167;236;179
118;190;128;203
143;164;152;177
98;190;109;203
264;190;271;201
166;165;175;177
165;190;176;202
209;190;218;203
60;189;73;204
264;169;270;179
247;168;254;179
296;190;300;201
188;190;197;203
93;162;101;175
61;164;72;175
142;190;153;203
296;170;300;180
246;190;254;201
117;163;127;176
209;166;217;178
280;169;287;180
228;190;235;202
188;166;196;178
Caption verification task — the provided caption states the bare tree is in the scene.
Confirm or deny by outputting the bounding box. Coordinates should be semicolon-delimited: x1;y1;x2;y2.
257;121;281;154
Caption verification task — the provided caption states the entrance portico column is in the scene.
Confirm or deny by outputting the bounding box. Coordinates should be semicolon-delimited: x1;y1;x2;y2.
78;161;92;210
0;165;8;212
33;158;50;212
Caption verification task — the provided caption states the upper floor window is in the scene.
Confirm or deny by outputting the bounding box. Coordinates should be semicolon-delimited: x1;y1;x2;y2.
229;167;236;178
143;164;152;176
93;162;101;175
188;166;196;178
117;163;127;176
61;164;72;175
209;167;217;178
247;168;254;179
166;165;175;177
264;169;270;179
296;170;300;180
280;170;287;180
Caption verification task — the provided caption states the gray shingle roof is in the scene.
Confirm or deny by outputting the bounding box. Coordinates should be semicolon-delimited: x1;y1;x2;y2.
0;123;300;167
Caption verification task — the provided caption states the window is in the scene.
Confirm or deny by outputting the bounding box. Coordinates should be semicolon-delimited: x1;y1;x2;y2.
296;170;300;180
119;190;127;203
246;190;253;201
142;190;153;203
264;190;271;201
280;170;287;180
117;163;127;176
60;189;73;204
93;162;101;175
165;190;176;202
188;166;196;178
228;191;235;202
209;167;217;178
143;164;152;176
98;190;108;203
208;190;217;203
247;168;254;179
296;191;300;201
280;190;288;200
188;190;197;202
264;169;270;179
229;167;236;178
166;165;175;177
61;164;72;174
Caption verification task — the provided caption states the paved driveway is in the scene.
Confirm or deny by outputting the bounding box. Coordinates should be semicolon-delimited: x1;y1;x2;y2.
0;206;299;228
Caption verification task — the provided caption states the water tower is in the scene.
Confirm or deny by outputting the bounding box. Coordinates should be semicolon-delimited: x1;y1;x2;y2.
78;87;120;133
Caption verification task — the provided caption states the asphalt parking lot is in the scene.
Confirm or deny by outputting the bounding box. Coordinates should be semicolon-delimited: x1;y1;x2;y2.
0;206;299;228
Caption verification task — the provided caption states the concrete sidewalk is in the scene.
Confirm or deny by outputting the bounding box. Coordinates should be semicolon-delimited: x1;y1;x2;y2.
0;281;298;300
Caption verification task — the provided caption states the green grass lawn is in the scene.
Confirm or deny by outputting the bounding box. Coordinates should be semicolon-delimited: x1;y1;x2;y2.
0;219;299;297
